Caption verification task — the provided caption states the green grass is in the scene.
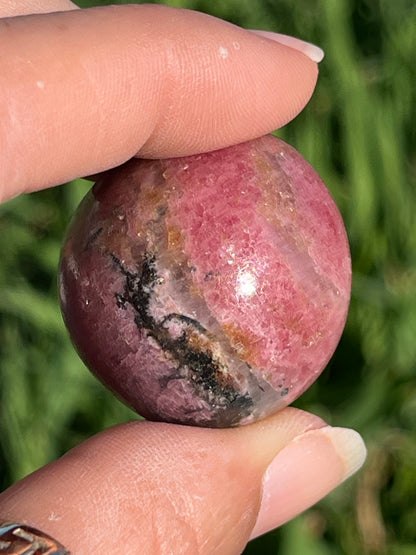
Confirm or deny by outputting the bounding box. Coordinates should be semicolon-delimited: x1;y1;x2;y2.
1;1;415;553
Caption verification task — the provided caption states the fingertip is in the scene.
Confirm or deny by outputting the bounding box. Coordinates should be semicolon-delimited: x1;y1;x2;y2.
250;425;366;539
138;18;320;158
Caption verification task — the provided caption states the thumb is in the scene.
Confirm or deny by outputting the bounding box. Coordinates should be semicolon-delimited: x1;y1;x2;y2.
0;408;365;554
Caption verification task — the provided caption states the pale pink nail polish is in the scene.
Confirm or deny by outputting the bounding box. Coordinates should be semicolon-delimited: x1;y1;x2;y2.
250;30;325;63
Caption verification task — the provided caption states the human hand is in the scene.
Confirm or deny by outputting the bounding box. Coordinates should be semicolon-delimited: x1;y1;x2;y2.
0;2;366;553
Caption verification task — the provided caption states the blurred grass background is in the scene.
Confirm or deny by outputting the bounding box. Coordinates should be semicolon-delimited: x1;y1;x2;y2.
1;0;415;553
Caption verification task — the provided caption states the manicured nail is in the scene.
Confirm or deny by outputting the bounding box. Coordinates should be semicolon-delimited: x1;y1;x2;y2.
250;30;325;63
250;426;366;539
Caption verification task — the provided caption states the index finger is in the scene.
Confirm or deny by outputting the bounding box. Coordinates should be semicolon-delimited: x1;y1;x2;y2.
0;4;319;201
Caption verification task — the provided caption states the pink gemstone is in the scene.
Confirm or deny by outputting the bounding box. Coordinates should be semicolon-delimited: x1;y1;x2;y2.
59;135;351;427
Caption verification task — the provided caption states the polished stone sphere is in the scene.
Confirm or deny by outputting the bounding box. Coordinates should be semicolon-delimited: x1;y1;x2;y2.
59;135;351;427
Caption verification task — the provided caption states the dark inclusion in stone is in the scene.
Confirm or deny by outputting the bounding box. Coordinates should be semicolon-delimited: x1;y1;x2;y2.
111;251;254;426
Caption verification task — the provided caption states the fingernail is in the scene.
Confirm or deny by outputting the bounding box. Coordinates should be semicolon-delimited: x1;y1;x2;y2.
250;30;325;63
250;426;366;539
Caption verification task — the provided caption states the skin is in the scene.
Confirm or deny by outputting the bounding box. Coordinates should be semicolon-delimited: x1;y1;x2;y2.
0;2;366;553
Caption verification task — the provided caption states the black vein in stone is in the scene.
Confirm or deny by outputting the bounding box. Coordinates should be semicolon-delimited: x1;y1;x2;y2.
84;227;103;251
111;252;253;418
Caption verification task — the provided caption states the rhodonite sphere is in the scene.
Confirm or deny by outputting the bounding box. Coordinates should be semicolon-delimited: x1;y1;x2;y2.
59;135;351;428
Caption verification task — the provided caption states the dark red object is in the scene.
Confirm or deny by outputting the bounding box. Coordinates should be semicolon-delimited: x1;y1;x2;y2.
59;135;351;427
